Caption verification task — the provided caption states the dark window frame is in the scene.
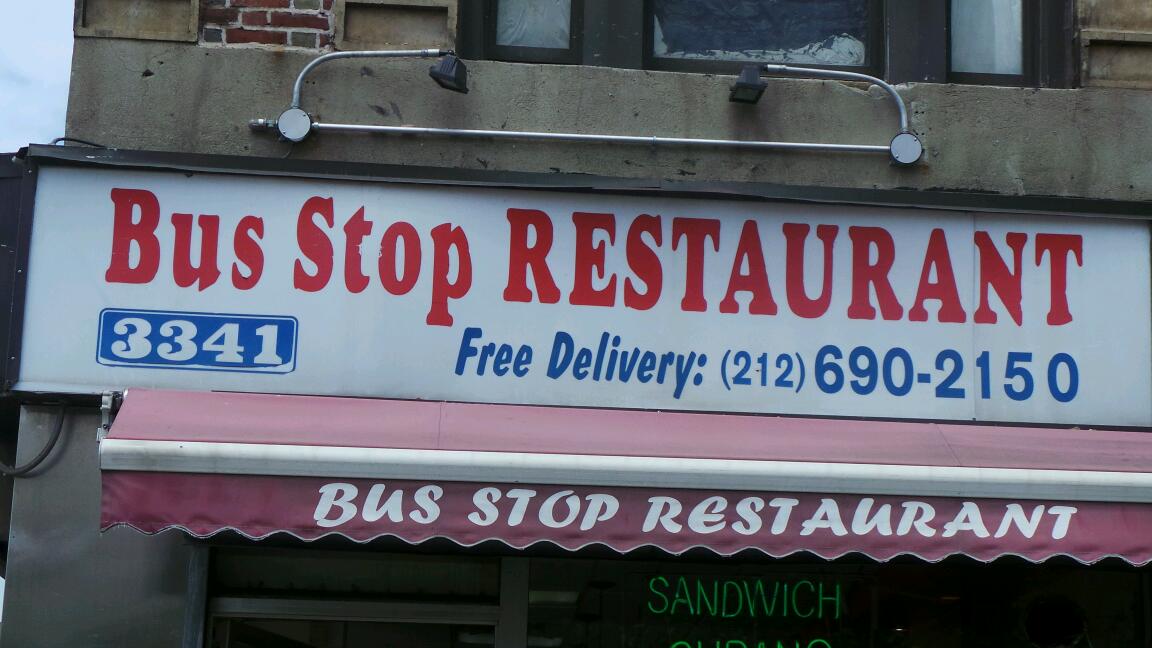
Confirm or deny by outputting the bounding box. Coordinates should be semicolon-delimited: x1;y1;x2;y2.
460;0;1077;88
641;0;887;77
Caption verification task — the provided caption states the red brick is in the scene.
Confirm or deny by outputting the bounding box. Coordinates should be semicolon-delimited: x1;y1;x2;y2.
231;0;290;8
226;27;287;45
240;11;270;26
269;12;330;30
319;33;331;48
323;0;334;10
201;6;239;24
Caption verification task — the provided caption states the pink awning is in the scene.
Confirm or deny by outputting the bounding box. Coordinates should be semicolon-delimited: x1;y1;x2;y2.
101;389;1152;564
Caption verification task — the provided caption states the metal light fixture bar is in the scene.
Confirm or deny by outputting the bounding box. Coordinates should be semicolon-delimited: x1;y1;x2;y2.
250;51;924;165
310;122;891;154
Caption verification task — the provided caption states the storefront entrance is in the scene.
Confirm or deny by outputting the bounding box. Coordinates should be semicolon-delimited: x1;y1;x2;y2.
207;550;504;648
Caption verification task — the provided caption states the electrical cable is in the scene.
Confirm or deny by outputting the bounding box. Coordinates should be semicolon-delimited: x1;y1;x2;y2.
0;407;66;477
50;137;106;148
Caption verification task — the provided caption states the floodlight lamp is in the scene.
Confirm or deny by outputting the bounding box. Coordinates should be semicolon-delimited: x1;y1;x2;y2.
429;54;469;93
729;64;767;104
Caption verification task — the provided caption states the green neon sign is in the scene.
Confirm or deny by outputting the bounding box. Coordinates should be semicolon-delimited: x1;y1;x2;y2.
647;576;842;620
668;640;832;648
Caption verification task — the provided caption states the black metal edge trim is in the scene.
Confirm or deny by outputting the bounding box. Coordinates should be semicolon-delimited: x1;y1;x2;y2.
0;158;21;393
0;154;23;179
24;144;1152;218
2;156;37;394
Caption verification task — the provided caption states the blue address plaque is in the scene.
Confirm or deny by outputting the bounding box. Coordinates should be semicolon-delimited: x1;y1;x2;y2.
97;309;298;374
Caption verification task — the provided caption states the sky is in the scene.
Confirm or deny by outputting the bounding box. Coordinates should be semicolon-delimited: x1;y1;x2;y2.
0;4;75;152
0;3;71;612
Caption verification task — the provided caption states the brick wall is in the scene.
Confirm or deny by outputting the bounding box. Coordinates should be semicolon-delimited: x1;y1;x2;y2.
200;0;335;49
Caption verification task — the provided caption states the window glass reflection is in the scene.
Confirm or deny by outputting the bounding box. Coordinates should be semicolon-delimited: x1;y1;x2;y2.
950;0;1024;75
497;0;572;49
527;557;1144;647
213;620;494;648
652;0;869;66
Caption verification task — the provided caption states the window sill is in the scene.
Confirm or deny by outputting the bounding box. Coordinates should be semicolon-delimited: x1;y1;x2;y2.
1081;28;1152;45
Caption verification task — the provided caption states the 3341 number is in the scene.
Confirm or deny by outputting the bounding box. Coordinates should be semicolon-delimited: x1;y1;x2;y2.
98;309;297;373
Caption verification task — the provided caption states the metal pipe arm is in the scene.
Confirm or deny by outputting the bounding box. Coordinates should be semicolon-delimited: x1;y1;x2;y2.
291;48;451;109
760;64;911;133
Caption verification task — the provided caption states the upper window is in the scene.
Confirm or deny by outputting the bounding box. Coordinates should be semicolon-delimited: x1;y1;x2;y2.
460;0;1074;88
649;0;875;70
485;0;583;64
945;0;1073;87
950;0;1025;77
496;0;573;49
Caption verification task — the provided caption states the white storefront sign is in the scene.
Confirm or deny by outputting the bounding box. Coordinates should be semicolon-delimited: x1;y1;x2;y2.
17;166;1152;425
